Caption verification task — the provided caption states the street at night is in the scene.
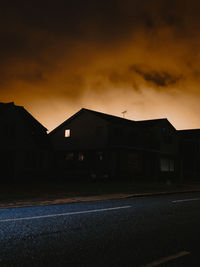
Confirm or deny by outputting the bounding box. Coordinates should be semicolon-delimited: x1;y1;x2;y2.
1;1;200;266
0;192;200;266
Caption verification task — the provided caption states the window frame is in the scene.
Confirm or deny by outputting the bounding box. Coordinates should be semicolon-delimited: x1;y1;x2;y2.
65;129;71;138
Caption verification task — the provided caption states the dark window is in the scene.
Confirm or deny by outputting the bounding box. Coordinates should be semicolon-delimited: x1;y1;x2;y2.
97;152;103;161
160;158;175;172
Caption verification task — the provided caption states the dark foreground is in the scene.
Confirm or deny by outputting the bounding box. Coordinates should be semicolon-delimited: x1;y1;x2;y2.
1;192;200;266
1;181;197;203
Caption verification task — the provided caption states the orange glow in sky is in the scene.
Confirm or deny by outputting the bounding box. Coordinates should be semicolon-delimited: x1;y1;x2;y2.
1;1;200;131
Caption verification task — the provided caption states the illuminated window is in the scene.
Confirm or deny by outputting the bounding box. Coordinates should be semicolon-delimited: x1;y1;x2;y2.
65;153;74;160
97;152;103;160
78;152;84;161
65;129;70;138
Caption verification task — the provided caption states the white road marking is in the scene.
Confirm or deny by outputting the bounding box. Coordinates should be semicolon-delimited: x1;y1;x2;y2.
0;205;131;222
172;198;200;203
142;251;190;266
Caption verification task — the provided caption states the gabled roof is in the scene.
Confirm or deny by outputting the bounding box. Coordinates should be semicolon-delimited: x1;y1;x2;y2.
49;108;136;135
0;102;14;115
17;106;47;132
82;108;135;125
178;129;200;136
49;107;178;135
0;102;47;132
135;118;176;131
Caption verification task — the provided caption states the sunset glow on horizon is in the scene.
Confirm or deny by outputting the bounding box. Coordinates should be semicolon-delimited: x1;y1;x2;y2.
1;0;200;131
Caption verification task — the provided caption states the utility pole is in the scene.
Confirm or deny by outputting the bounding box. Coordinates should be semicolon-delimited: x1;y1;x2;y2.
122;110;127;118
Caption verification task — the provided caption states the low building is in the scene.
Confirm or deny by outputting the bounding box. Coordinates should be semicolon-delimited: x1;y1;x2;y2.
178;129;200;181
0;102;51;182
49;108;179;182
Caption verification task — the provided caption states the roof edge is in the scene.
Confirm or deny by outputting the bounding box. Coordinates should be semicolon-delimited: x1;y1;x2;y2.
49;108;84;135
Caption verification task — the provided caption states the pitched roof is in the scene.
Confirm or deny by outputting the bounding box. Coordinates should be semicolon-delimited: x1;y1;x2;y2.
135;118;176;131
178;129;200;136
17;106;47;132
0;102;14;115
82;108;135;125
0;102;47;132
135;118;166;126
50;108;178;134
49;108;136;134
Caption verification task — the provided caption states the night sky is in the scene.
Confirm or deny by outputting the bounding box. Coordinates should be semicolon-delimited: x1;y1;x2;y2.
1;0;200;131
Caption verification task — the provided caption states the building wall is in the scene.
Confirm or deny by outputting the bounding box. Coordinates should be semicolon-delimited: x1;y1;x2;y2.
179;132;200;180
0;107;50;181
50;111;109;151
50;113;182;181
138;121;179;179
108;124;140;148
139;121;179;155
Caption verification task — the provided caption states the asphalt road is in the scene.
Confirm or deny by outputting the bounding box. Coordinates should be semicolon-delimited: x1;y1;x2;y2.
1;192;200;267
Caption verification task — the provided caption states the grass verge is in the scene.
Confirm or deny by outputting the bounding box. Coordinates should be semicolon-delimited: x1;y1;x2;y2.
0;180;198;203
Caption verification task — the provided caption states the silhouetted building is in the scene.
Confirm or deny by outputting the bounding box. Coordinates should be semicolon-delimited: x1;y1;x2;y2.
178;129;200;180
49;108;179;181
0;102;51;182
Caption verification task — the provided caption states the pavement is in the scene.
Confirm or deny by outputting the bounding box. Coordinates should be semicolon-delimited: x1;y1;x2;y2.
1;191;200;266
1;184;200;210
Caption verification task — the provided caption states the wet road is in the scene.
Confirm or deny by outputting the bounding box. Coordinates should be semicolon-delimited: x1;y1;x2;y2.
1;192;200;266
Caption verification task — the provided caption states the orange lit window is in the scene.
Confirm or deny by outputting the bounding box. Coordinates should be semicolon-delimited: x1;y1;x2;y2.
78;152;84;161
65;129;70;138
65;153;74;160
97;152;103;160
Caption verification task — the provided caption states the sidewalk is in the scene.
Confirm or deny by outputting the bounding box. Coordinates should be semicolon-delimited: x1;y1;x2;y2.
1;185;200;210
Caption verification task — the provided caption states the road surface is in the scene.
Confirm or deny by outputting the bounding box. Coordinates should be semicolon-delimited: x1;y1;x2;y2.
0;192;200;266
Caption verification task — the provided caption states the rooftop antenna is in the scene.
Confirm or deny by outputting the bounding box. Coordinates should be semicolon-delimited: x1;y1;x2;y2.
122;110;127;118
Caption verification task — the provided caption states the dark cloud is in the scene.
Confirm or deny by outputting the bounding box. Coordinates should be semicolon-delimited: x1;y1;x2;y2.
0;1;199;59
130;65;181;87
0;68;44;85
143;71;180;87
1;0;200;129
